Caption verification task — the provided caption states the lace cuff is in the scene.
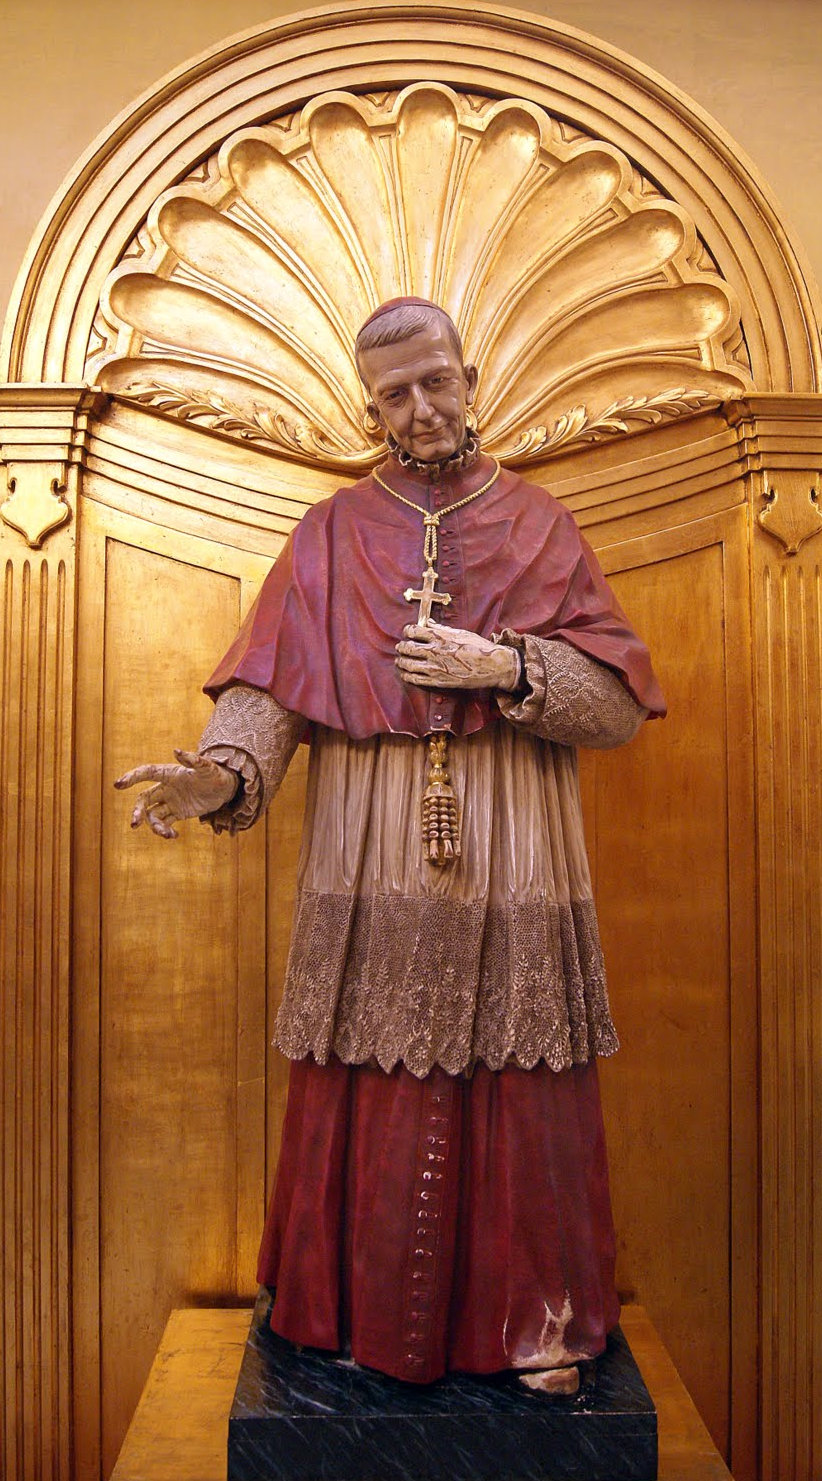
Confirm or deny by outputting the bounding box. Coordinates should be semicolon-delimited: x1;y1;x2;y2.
494;631;646;749
197;683;304;833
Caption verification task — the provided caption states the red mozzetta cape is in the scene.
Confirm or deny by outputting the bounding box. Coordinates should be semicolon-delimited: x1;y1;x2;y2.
205;455;666;739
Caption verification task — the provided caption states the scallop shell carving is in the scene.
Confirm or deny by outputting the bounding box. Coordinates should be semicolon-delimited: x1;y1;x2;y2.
88;84;753;467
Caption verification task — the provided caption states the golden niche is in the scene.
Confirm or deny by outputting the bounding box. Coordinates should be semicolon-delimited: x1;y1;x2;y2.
87;83;754;468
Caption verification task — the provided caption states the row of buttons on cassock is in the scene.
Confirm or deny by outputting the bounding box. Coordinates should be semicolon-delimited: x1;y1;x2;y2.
431;487;458;725
403;1091;450;1370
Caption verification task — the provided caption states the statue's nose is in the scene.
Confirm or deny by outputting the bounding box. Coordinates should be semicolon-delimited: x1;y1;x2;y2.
409;385;435;419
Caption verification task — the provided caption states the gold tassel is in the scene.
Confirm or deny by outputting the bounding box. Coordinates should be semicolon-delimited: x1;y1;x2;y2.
422;733;461;866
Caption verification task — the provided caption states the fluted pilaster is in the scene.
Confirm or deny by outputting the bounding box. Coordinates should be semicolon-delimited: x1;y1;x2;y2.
0;388;101;1481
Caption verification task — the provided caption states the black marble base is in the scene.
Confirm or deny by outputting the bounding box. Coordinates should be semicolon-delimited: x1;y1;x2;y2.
227;1290;658;1480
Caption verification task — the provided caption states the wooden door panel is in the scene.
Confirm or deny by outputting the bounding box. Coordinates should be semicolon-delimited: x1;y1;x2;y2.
73;506;272;1476
99;540;245;1471
579;512;757;1472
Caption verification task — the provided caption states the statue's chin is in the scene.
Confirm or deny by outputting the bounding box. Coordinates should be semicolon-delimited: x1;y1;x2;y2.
386;427;477;469
407;443;456;462
404;432;464;462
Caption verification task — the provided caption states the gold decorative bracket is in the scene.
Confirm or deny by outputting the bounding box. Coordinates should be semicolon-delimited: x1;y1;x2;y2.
0;385;105;548
726;394;822;559
758;474;822;555
2;464;70;546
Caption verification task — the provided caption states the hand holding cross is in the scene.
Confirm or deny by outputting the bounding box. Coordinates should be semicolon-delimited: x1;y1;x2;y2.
395;621;522;691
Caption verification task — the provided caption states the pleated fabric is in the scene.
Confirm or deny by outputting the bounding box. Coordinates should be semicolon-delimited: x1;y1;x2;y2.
258;1056;620;1384
274;723;619;1076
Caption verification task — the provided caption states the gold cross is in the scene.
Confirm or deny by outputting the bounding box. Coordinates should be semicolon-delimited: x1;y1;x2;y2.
403;564;452;627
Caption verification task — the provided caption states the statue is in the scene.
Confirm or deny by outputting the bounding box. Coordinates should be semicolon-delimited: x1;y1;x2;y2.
116;297;665;1394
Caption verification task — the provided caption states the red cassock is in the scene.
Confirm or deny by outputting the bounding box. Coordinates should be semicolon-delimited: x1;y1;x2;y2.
206;452;665;1383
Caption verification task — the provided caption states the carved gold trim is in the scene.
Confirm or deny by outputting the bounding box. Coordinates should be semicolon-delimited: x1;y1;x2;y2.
1;4;818;393
85;83;749;470
123;381;726;470
498;389;724;465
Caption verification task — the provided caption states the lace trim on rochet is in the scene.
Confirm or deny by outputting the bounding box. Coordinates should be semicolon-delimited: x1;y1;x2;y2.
275;889;619;1079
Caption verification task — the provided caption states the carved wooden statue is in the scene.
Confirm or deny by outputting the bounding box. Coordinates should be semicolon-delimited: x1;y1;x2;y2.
117;296;665;1392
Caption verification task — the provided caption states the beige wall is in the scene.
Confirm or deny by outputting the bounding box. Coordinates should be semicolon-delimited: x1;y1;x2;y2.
1;0;821;342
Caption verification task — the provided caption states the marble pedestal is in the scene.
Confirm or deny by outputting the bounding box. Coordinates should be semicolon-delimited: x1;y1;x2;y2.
227;1290;658;1480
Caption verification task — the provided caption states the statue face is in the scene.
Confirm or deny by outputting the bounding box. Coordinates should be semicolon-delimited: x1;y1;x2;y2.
360;324;478;463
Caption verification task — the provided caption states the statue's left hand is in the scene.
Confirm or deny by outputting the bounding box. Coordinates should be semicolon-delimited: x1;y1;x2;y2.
395;622;520;691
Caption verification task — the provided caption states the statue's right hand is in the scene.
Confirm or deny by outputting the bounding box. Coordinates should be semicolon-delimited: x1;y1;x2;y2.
113;749;238;839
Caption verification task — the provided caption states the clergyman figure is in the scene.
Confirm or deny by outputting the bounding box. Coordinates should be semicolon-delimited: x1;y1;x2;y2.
116;297;665;1392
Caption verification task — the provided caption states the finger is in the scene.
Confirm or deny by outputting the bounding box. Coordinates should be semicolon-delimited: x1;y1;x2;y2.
131;794;149;829
147;813;178;840
400;671;441;688
402;624;435;642
149;801;175;822
174;748;201;770
115;765;170;790
428;621;471;640
395;655;438;674
395;640;436;658
140;785;167;811
397;668;446;685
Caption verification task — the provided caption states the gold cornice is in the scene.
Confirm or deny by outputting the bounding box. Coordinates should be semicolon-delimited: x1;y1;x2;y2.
724;392;822;468
725;391;822;426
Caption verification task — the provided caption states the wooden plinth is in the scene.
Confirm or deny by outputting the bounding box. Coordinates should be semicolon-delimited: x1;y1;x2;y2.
110;1306;733;1481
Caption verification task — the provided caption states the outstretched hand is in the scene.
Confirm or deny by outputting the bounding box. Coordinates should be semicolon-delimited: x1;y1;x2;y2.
114;749;238;839
395;622;521;691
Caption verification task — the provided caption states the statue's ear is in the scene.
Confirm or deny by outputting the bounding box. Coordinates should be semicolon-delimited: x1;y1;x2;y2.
464;363;479;403
364;399;385;434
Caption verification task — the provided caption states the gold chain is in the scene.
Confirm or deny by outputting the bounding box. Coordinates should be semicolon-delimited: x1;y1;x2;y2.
373;460;501;567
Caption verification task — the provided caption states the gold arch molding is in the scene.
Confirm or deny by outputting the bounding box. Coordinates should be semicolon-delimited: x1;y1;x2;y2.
1;0;820;400
89;83;752;470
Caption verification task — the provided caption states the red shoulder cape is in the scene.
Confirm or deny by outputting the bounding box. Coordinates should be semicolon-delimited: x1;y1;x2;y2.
205;456;666;739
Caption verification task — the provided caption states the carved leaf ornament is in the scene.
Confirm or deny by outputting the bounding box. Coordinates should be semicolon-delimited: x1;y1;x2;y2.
88;85;753;468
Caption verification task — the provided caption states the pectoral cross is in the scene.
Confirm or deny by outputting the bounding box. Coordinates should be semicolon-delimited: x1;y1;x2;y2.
403;564;452;627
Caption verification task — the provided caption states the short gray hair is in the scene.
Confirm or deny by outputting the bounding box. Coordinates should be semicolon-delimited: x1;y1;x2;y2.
355;302;463;386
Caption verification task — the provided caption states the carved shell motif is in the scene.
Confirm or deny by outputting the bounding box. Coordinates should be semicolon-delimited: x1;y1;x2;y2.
87;84;753;467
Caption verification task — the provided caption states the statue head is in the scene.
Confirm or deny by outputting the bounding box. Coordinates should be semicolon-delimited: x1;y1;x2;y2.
355;297;478;463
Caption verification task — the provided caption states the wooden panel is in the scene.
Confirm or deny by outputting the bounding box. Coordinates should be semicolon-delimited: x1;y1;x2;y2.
72;503;273;1480
580;510;757;1478
98;541;241;1473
